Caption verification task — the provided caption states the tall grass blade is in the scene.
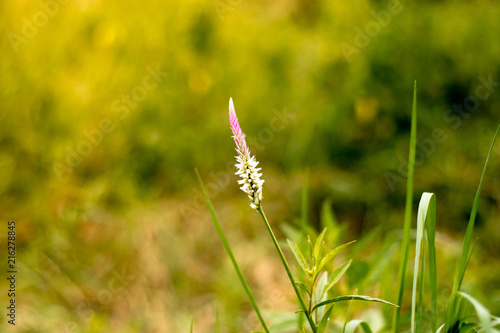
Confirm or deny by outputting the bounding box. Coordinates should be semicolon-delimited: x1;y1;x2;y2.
411;193;437;333
454;124;500;291
393;81;418;333
195;169;270;333
342;290;358;333
446;124;500;331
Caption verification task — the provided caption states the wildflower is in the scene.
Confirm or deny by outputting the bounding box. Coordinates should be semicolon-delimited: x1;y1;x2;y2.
229;98;264;210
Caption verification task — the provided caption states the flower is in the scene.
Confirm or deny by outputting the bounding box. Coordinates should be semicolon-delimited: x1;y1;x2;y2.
229;98;264;210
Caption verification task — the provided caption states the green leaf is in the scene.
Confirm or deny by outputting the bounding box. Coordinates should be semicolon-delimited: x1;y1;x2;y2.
313;295;398;313
458;323;478;333
316;305;334;333
295;281;311;296
315;272;329;319
297;325;307;333
322;260;352;299
344;320;374;333
459;291;500;333
190;317;194;333
393;81;418;333
308;235;314;265
287;239;310;274
195;169;270;333
318;241;355;273
342;289;358;333
411;193;437;333
436;324;445;333
455;124;500;290
446;124;500;332
313;228;328;264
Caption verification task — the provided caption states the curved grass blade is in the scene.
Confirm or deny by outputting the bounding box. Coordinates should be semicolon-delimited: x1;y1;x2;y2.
459;291;500;333
411;193;437;333
195;169;270;333
446;124;500;331
345;320;374;333
312;295;398;313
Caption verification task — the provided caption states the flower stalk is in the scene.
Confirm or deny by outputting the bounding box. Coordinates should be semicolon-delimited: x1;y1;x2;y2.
229;98;317;332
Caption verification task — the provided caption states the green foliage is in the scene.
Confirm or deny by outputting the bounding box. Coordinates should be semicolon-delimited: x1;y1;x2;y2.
287;228;395;332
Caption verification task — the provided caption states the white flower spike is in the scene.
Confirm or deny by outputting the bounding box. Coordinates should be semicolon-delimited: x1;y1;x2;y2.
228;98;264;210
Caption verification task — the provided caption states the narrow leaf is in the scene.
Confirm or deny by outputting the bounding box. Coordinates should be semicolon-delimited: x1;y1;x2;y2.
459;291;499;333
313;295;398;312
411;193;436;333
318;241;355;273
323;260;352;299
344;320;374;333
446;124;500;332
342;289;358;333
295;281;311;296
455;124;500;291
313;228;328;263
287;239;310;273
195;169;270;333
317;306;334;333
315;272;329;319
393;81;418;333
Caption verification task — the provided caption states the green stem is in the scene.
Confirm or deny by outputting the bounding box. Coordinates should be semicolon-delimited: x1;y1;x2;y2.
392;81;417;333
196;170;270;333
258;207;317;333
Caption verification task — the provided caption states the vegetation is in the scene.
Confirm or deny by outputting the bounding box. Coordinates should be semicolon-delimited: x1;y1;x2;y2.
1;0;500;332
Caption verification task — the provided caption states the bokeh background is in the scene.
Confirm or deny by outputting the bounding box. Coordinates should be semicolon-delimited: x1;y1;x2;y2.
1;0;500;332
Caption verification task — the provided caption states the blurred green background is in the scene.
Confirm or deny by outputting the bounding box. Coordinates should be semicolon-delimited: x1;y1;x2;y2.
1;0;500;331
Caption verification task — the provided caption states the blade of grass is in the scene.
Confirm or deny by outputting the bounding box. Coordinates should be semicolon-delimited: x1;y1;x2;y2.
454;124;500;291
342;289;358;333
411;193;437;333
393;81;418;333
344;320;374;333
446;124;500;331
257;207;318;333
313;295;398;312
459;291;499;333
195;169;270;333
